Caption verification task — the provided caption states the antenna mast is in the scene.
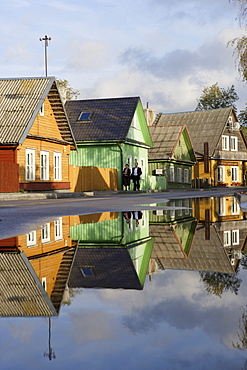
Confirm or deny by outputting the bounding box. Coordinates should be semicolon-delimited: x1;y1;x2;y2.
39;35;52;77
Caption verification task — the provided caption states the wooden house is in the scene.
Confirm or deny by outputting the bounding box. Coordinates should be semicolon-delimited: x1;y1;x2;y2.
153;107;247;187
0;77;76;192
148;124;196;188
65;97;153;191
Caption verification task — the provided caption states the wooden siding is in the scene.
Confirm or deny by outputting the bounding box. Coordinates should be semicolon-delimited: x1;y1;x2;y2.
29;98;64;141
0;162;19;192
69;165;118;192
0;148;17;163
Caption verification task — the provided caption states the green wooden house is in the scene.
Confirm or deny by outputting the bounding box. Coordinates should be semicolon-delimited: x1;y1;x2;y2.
148;124;196;189
65;97;153;190
69;211;154;290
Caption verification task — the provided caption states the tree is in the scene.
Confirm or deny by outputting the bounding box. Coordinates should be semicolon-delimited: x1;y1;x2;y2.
199;271;241;297
56;79;80;100
195;83;239;111
228;1;247;81
232;306;247;350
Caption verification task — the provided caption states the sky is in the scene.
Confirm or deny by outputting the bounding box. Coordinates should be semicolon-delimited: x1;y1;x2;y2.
1;0;247;114
1;268;247;370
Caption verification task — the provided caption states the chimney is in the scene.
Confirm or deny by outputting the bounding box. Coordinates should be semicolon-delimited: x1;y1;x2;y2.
143;102;156;125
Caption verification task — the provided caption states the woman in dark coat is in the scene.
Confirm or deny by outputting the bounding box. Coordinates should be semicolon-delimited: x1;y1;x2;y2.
122;164;131;191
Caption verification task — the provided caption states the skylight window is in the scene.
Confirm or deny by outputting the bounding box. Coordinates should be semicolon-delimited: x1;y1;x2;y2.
78;112;92;120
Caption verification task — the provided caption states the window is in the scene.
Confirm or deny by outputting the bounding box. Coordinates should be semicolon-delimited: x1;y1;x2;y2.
230;136;238;151
223;231;231;246
232;230;240;245
26;149;35;181
42;277;47;291
222;135;229;150
232;197;240;215
132;112;138;128
40;151;49;180
81;267;94;277
217;166;225;182
54;152;62;181
41;223;50;243
27;231;36;247
218;197;226;216
54;218;63;240
170;166;175;182
78;112;92;120
170;201;175;219
231;166;238;182
140;158;145;179
39;103;44;116
127;155;132;170
184;169;189;183
177;168;182;182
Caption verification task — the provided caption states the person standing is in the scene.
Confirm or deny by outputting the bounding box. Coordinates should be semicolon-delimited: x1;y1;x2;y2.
122;163;131;191
132;162;142;191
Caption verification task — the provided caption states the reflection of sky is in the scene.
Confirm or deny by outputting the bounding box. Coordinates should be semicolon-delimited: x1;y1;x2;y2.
1;267;247;369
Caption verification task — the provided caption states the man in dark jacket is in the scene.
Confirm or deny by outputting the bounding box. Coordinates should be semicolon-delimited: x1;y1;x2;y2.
132;162;142;191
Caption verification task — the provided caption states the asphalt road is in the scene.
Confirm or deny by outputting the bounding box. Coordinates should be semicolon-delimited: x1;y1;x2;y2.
0;187;244;239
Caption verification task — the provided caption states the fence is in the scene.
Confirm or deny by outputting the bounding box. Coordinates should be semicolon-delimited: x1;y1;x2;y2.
69;165;118;192
0;162;19;192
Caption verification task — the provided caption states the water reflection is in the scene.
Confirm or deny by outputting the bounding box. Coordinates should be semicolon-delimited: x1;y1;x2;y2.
1;195;247;368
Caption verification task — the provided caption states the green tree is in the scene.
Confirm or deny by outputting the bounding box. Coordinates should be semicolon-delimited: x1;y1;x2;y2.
56;79;80;100
199;271;241;297
195;83;239;111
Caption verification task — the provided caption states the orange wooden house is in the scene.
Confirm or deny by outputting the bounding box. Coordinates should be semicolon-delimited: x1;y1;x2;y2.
0;77;76;192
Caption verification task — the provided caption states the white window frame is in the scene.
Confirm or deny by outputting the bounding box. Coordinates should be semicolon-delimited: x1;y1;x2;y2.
170;166;175;182
232;197;240;215
184;168;189;183
42;277;47;291
39;103;44;116
127;155;132;171
222;135;229;151
223;231;231;247
54;152;62;181
140;158;145;179
218;197;226;216
54;218;63;241
177;168;182;183
40;150;49;181
26;148;36;181
27;230;36;247
217;166;225;182
231;166;238;182
132;112;138;128
41;223;50;243
230;136;238;151
232;230;240;245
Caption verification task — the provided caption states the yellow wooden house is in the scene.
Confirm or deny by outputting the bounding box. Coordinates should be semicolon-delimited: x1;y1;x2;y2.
0;77;76;192
153;107;247;187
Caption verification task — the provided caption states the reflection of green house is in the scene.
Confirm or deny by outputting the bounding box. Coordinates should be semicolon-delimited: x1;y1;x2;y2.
148;124;196;189
65;97;153;190
149;201;197;267
69;211;154;290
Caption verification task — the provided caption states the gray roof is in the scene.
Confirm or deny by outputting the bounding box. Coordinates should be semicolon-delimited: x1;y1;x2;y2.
154;107;234;157
0;77;76;147
0;252;57;317
151;224;235;274
65;97;140;142
148;124;187;160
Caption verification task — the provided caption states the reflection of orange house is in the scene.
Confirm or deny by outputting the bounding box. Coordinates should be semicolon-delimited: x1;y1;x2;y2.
0;216;77;313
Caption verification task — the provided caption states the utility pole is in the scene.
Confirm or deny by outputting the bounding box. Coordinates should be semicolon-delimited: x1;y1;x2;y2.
39;35;52;77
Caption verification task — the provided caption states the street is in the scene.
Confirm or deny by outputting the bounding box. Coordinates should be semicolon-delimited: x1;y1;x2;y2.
0;187;244;239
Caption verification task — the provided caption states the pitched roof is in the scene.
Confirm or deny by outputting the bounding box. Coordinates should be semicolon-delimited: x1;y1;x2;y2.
148;124;191;160
0;77;76;147
154;107;234;157
65;97;140;142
